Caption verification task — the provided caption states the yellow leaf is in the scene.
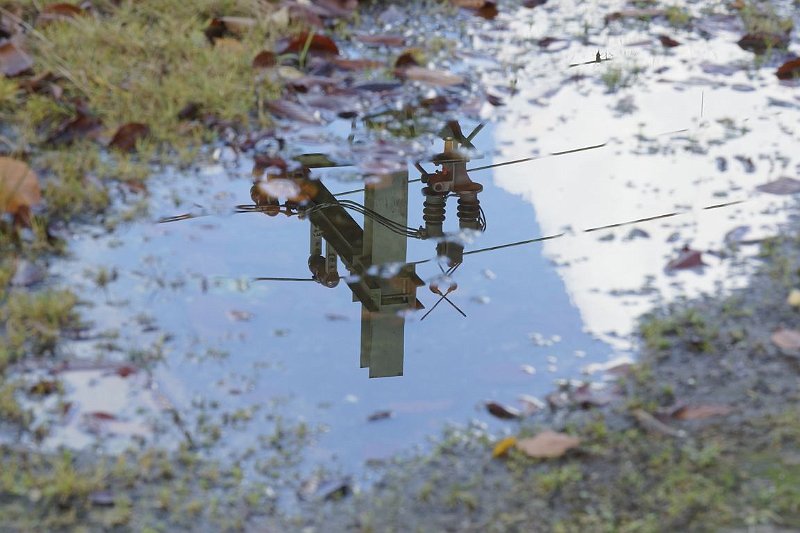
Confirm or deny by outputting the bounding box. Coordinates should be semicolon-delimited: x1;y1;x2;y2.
787;289;800;307
492;436;517;458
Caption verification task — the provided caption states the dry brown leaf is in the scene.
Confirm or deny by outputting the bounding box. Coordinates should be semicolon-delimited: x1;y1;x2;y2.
400;66;464;87
515;430;580;458
485;401;521;420
0;40;33;77
278;32;340;56
109;123;150;152
776;58;800;80
672;405;733;420
771;328;800;353
252;50;276;69
36;3;85;26
0;156;41;217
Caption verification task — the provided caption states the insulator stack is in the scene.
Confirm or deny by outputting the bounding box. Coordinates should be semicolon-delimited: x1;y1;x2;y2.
456;194;481;230
422;187;447;238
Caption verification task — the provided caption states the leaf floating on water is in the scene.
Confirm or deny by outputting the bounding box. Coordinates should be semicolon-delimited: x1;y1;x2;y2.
776;58;800;80
400;66;464;87
491;436;517;458
485;401;522;420
771;328;800;353
756;177;800;195
671;404;733;420
109;123;150;152
227;309;253;322
515;431;580;459
666;245;704;270
367;409;392;422
658;34;680;47
0;157;41;219
0;40;33;77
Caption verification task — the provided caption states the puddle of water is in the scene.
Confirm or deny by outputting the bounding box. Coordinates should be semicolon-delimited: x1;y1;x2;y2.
13;0;800;486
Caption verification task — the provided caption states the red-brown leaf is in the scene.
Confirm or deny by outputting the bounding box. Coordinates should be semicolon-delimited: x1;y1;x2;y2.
398;66;464;87
666;246;705;270
47;112;103;146
252;50;276;69
776;58;800;80
278;32;340;57
109;123;150;152
658;34;680;47
36;3;85;26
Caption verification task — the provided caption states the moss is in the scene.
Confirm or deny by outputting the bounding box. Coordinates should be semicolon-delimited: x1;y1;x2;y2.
639;308;717;354
739;1;793;36
0;289;83;367
665;5;692;28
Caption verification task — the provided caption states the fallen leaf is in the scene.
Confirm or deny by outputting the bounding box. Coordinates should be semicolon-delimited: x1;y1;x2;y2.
354;34;405;47
278;32;340;57
204;16;255;44
252;50;276;69
492;436;517;458
486;401;522;420
671;404;733;420
399;66;464;87
658;34;680;47
266;99;322;124
367;409;392;422
109;123;150;152
515;430;580;458
776;58;800;80
311;0;358;18
36;3;85;26
666;245;705;270
631;408;686;438
523;0;548;7
47;111;103;146
177;102;202;121
771;328;800;353
0;156;41;219
0;40;33;77
787;289;800;307
756;177;800;195
737;32;789;54
115;365;137;378
87;411;116;421
331;57;382;71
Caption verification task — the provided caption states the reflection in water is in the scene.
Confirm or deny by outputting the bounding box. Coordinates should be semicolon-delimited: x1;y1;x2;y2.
247;124;486;377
